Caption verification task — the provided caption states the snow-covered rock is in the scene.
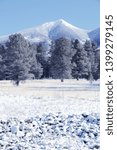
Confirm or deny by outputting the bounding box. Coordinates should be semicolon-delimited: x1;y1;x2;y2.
0;113;100;150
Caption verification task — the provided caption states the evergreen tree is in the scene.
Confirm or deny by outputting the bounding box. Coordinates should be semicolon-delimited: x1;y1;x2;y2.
93;47;100;80
0;54;3;79
84;40;98;82
50;37;73;82
36;43;49;78
4;34;33;85
0;44;7;80
71;39;88;80
29;44;43;79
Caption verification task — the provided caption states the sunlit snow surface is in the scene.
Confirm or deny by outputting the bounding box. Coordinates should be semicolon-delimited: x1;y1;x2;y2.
0;80;100;150
0;19;99;45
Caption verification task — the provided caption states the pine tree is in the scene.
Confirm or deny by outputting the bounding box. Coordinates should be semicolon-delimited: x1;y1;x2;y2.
29;44;43;79
0;54;3;79
36;43;50;78
4;34;33;85
84;40;98;82
50;37;73;82
71;39;88;80
93;47;100;80
0;44;8;80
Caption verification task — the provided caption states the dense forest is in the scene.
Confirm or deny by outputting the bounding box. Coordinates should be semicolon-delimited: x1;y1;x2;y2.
0;34;100;85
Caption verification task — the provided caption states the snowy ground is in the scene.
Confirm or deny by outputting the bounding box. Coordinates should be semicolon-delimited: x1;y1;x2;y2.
0;79;99;119
0;79;100;150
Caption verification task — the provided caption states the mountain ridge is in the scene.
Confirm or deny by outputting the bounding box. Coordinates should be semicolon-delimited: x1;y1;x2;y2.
0;19;100;46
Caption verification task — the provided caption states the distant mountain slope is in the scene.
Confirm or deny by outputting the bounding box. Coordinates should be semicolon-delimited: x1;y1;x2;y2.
20;19;90;43
88;28;100;46
0;19;100;46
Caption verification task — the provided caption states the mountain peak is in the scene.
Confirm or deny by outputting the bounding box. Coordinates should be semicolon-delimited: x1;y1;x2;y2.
54;19;75;28
0;20;100;46
55;19;67;24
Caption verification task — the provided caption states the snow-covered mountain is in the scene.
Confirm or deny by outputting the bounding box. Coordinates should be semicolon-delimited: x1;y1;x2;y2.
88;28;100;46
0;19;100;45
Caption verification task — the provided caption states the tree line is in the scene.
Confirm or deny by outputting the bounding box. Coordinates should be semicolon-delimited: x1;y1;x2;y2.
0;33;100;85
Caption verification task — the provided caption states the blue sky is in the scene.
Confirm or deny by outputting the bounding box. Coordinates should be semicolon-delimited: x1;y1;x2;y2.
0;0;100;35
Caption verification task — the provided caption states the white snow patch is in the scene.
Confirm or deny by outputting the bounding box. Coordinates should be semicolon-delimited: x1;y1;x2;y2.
0;79;100;150
0;79;99;120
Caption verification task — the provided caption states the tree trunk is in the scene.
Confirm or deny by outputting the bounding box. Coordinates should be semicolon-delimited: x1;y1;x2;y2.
61;79;64;82
16;80;20;86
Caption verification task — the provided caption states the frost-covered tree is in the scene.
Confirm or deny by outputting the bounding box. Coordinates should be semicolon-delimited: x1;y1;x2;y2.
29;44;43;79
71;39;88;80
92;46;100;80
84;40;98;82
50;37;73;82
36;43;50;78
0;37;43;82
5;34;31;85
0;44;8;80
0;54;3;79
3;34;35;85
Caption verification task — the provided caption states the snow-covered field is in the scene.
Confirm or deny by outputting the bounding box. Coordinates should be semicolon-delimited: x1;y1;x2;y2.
0;79;100;150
